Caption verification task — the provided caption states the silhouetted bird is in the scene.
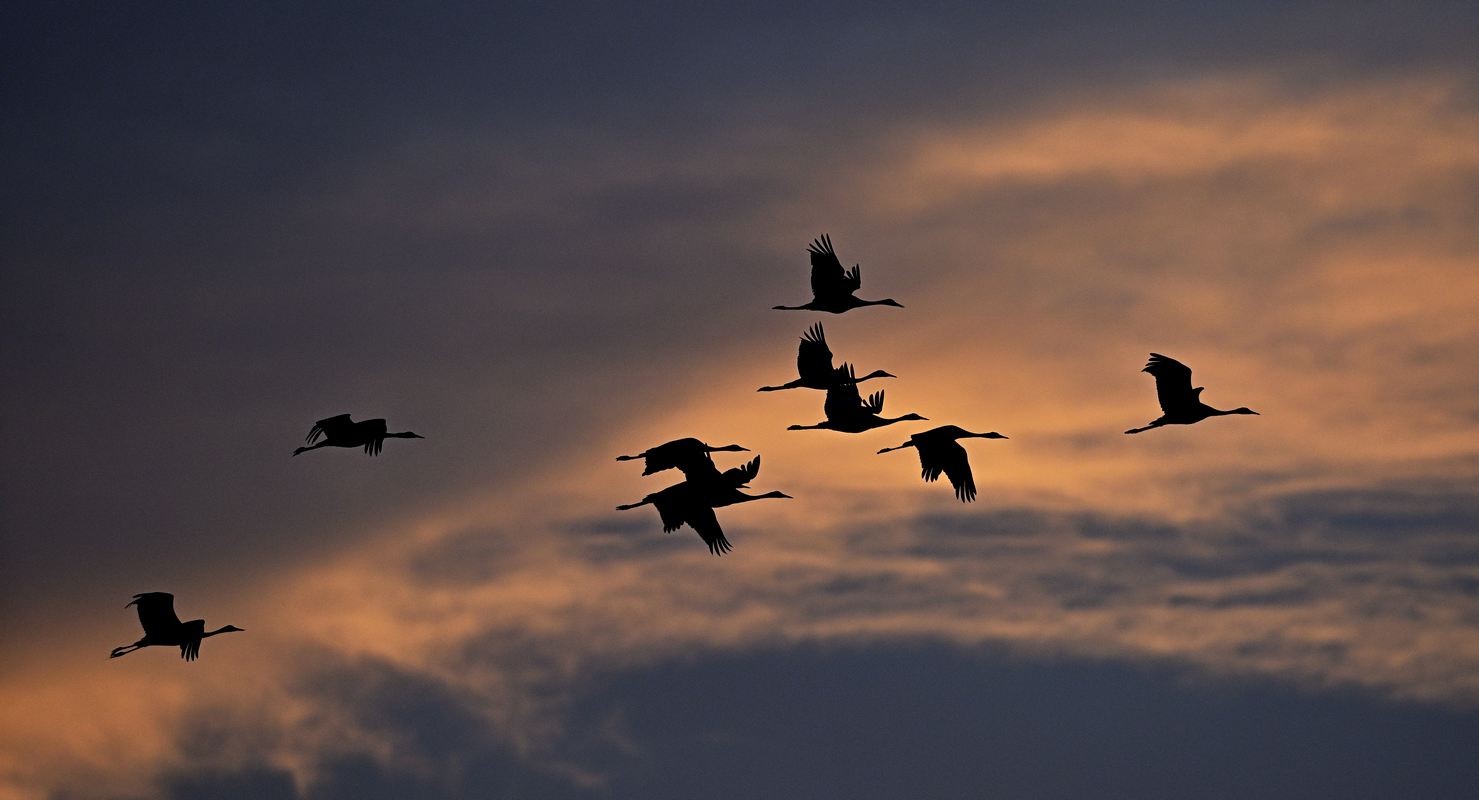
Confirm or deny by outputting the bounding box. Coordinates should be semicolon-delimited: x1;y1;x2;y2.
773;234;904;313
700;455;792;508
293;414;423;456
757;323;895;392
616;437;748;477
878;425;1009;502
109;593;243;662
787;364;926;432
1125;353;1260;434
616;470;791;555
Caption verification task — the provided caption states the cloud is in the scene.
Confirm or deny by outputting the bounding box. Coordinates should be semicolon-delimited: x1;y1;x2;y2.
76;644;1479;800
15;465;1479;799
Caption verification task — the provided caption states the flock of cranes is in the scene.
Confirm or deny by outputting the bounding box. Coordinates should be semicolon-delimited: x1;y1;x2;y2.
111;233;1258;659
615;234;1257;554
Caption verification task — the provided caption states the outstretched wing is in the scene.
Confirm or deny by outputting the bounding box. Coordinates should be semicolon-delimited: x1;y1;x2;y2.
635;438;706;476
684;504;732;555
915;442;945;483
796;323;834;382
129;592;182;638
935;440;977;502
722;456;760;487
842;263;861;294
307;414;355;444
1144;353;1197;415
808;234;848;299
649;483;694;532
358;418;388;455
823;364;863;421
180;619;205;661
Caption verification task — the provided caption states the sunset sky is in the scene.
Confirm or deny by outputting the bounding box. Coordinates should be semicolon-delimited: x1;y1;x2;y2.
4;2;1479;798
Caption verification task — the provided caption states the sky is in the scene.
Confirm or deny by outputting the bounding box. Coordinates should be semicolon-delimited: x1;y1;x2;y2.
3;2;1479;797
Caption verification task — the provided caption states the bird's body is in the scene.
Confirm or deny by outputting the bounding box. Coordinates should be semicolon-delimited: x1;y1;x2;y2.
615;455;790;555
787;364;926;433
615;437;748;477
1124;353;1259;434
109;593;244;662
293;414;423;456
773;235;903;313
757;323;895;392
878;425;1008;502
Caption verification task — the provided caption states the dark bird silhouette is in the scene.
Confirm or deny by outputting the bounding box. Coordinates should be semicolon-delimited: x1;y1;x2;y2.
878;425;1009;502
757;323;895;392
615;460;791;555
787;364;926;433
1124;353;1259;434
293;414;423;456
615;437;749;477
773;234;904;313
109;593;244;662
698;455;790;508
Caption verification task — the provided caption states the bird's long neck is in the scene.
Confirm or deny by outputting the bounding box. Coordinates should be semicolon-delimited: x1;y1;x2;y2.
387;431;417;438
758;380;802;392
773;303;813;311
856;371;893;383
616;498;653;511
734;490;789;504
878;442;915;453
203;626;239;638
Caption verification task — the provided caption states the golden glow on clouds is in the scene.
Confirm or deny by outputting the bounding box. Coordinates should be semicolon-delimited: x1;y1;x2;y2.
5;73;1479;799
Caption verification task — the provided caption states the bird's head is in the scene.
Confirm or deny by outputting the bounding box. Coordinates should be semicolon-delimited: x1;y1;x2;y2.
1231;407;1260;416
396;431;426;439
220;625;245;633
877;298;904;308
785;424;807;431
900;413;928;422
711;443;749;453
974;431;1009;439
861;369;897;380
761;491;793;500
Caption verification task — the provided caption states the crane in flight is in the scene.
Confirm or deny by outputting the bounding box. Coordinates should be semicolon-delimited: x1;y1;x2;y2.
1125;353;1259;434
616;455;790;555
757;323;895;392
787;364;926;433
773;234;904;313
878;425;1008;502
615;437;749;477
293;414;423;456
109;593;244;662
